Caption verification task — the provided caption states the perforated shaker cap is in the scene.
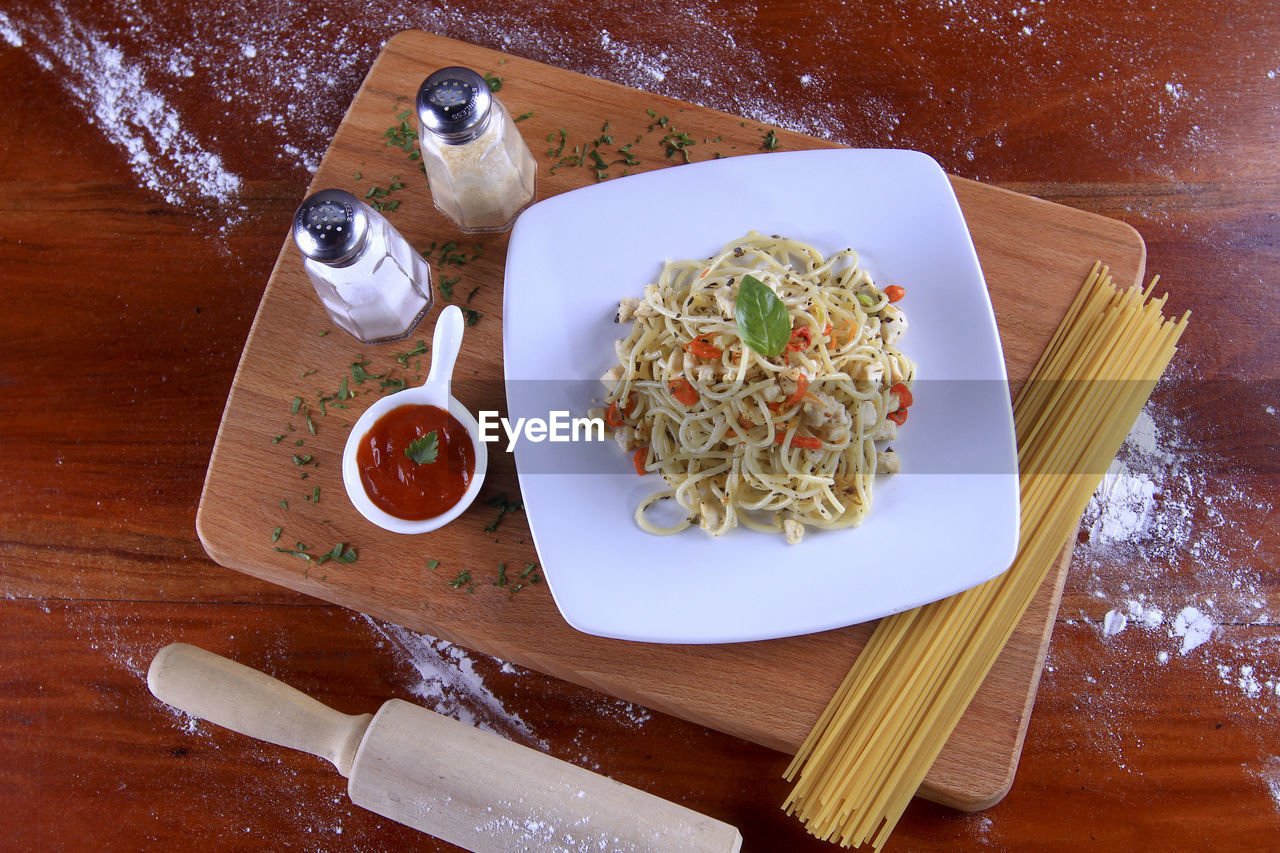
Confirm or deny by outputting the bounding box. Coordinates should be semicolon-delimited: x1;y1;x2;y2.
416;66;493;144
292;188;369;265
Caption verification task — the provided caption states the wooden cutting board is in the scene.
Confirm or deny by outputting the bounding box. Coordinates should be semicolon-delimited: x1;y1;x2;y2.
197;30;1145;810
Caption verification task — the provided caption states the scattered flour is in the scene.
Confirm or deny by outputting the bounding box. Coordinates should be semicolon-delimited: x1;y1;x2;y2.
1252;757;1280;813
1171;606;1214;656
6;5;241;206
1066;370;1277;792
4;0;1253;208
0;11;24;46
360;615;546;748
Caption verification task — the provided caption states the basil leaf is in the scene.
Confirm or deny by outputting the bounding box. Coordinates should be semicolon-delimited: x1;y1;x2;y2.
405;431;439;465
735;275;791;357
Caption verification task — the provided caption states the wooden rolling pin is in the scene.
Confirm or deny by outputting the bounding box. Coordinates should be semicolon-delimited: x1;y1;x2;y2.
147;643;742;853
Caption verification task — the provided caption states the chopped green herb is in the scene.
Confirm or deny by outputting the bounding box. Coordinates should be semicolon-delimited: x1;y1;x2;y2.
438;242;470;266
761;129;780;151
274;546;312;562
271;526;282;543
447;569;472;589
484;493;524;532
291;396;303;414
439;276;459;301
514;110;533;122
351;357;385;385
426;559;440;570
279;499;288;509
466;286;480;303
394;340;429;367
483;72;503;92
546;129;568;158
661;130;696;162
272;435;284;444
384;110;419;155
317;542;357;564
405;431;439;465
494;562;508;588
461;307;483;327
364;176;408;212
292;454;313;466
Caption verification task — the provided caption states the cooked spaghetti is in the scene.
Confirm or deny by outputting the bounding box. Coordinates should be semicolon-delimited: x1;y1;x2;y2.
599;231;916;543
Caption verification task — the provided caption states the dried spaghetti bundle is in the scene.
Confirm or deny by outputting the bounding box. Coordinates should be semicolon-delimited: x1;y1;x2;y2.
783;263;1189;849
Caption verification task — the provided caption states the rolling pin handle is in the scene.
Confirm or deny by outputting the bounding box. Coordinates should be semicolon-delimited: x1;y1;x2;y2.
147;642;374;778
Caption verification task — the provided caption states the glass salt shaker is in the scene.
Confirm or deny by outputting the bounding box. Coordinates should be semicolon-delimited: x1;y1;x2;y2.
415;66;537;233
292;188;434;344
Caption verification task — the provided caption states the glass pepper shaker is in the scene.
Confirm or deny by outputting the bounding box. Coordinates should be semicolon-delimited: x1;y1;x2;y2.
415;66;537;233
292;188;434;344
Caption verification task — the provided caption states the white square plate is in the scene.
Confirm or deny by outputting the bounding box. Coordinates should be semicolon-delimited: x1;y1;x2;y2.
503;149;1019;644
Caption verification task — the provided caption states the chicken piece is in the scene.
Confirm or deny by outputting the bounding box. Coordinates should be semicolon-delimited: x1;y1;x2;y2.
783;517;805;545
858;399;878;430
698;498;725;535
859;359;885;385
713;285;736;318
614;425;638;452
880;304;907;346
877;448;901;474
616;295;659;322
600;364;624;393
801;390;841;429
869;417;898;441
800;390;853;444
615;297;641;323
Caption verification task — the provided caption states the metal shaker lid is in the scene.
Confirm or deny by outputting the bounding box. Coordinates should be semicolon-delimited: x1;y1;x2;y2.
416;66;493;144
292;188;369;265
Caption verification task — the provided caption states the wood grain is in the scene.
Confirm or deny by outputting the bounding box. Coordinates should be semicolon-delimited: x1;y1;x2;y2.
5;2;1277;851
195;30;1144;810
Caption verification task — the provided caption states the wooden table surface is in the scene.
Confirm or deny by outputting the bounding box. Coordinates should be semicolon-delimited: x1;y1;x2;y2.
2;2;1277;851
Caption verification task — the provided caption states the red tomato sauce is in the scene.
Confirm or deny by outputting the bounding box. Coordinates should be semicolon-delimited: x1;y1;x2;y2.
355;403;476;521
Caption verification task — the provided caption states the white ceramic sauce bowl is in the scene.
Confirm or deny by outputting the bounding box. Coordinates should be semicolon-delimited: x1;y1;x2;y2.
341;306;488;534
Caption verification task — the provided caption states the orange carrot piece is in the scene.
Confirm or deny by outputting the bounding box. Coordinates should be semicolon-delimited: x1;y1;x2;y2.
669;378;699;406
684;335;723;360
890;382;913;408
784;373;810;408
